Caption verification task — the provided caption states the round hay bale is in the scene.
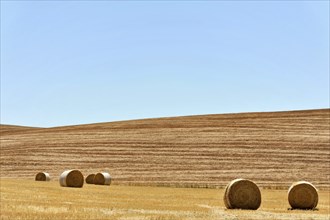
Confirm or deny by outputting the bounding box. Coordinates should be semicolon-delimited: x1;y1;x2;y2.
288;181;318;209
223;178;261;210
35;172;50;181
59;170;84;188
94;172;111;185
85;174;95;184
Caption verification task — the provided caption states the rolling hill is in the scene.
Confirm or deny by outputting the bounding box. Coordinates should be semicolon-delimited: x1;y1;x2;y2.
1;109;329;189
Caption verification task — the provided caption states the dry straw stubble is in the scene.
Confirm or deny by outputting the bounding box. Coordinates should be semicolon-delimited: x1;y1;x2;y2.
35;172;50;181
288;181;318;209
224;178;261;210
59;170;84;188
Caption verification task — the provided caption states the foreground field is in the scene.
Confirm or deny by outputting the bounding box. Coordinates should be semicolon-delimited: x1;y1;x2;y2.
1;109;329;189
1;179;329;220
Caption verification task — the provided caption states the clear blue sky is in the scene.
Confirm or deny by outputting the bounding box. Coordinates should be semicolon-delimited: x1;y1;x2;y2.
1;1;329;127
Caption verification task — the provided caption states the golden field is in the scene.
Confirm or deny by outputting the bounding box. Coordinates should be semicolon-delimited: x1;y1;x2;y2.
1;109;329;189
0;109;329;219
1;179;329;220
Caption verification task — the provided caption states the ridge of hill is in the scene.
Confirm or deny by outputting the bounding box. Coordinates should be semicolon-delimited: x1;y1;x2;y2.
1;109;329;189
0;125;41;135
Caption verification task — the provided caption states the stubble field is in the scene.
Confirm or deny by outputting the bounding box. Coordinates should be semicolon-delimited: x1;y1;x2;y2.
0;109;329;219
1;109;329;188
1;179;329;220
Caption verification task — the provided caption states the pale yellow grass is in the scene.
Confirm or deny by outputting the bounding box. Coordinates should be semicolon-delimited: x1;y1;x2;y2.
1;179;329;220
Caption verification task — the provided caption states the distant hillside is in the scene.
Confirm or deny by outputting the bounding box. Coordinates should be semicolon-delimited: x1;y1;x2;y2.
0;125;40;135
1;109;329;189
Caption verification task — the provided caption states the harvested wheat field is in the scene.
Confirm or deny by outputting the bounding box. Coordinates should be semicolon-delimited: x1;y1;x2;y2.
1;179;329;220
1;109;330;219
1;109;329;189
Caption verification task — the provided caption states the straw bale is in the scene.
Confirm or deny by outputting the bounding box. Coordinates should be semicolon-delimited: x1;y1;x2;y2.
35;172;50;181
94;172;111;185
288;181;318;209
85;174;95;184
224;178;261;210
59;170;84;188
